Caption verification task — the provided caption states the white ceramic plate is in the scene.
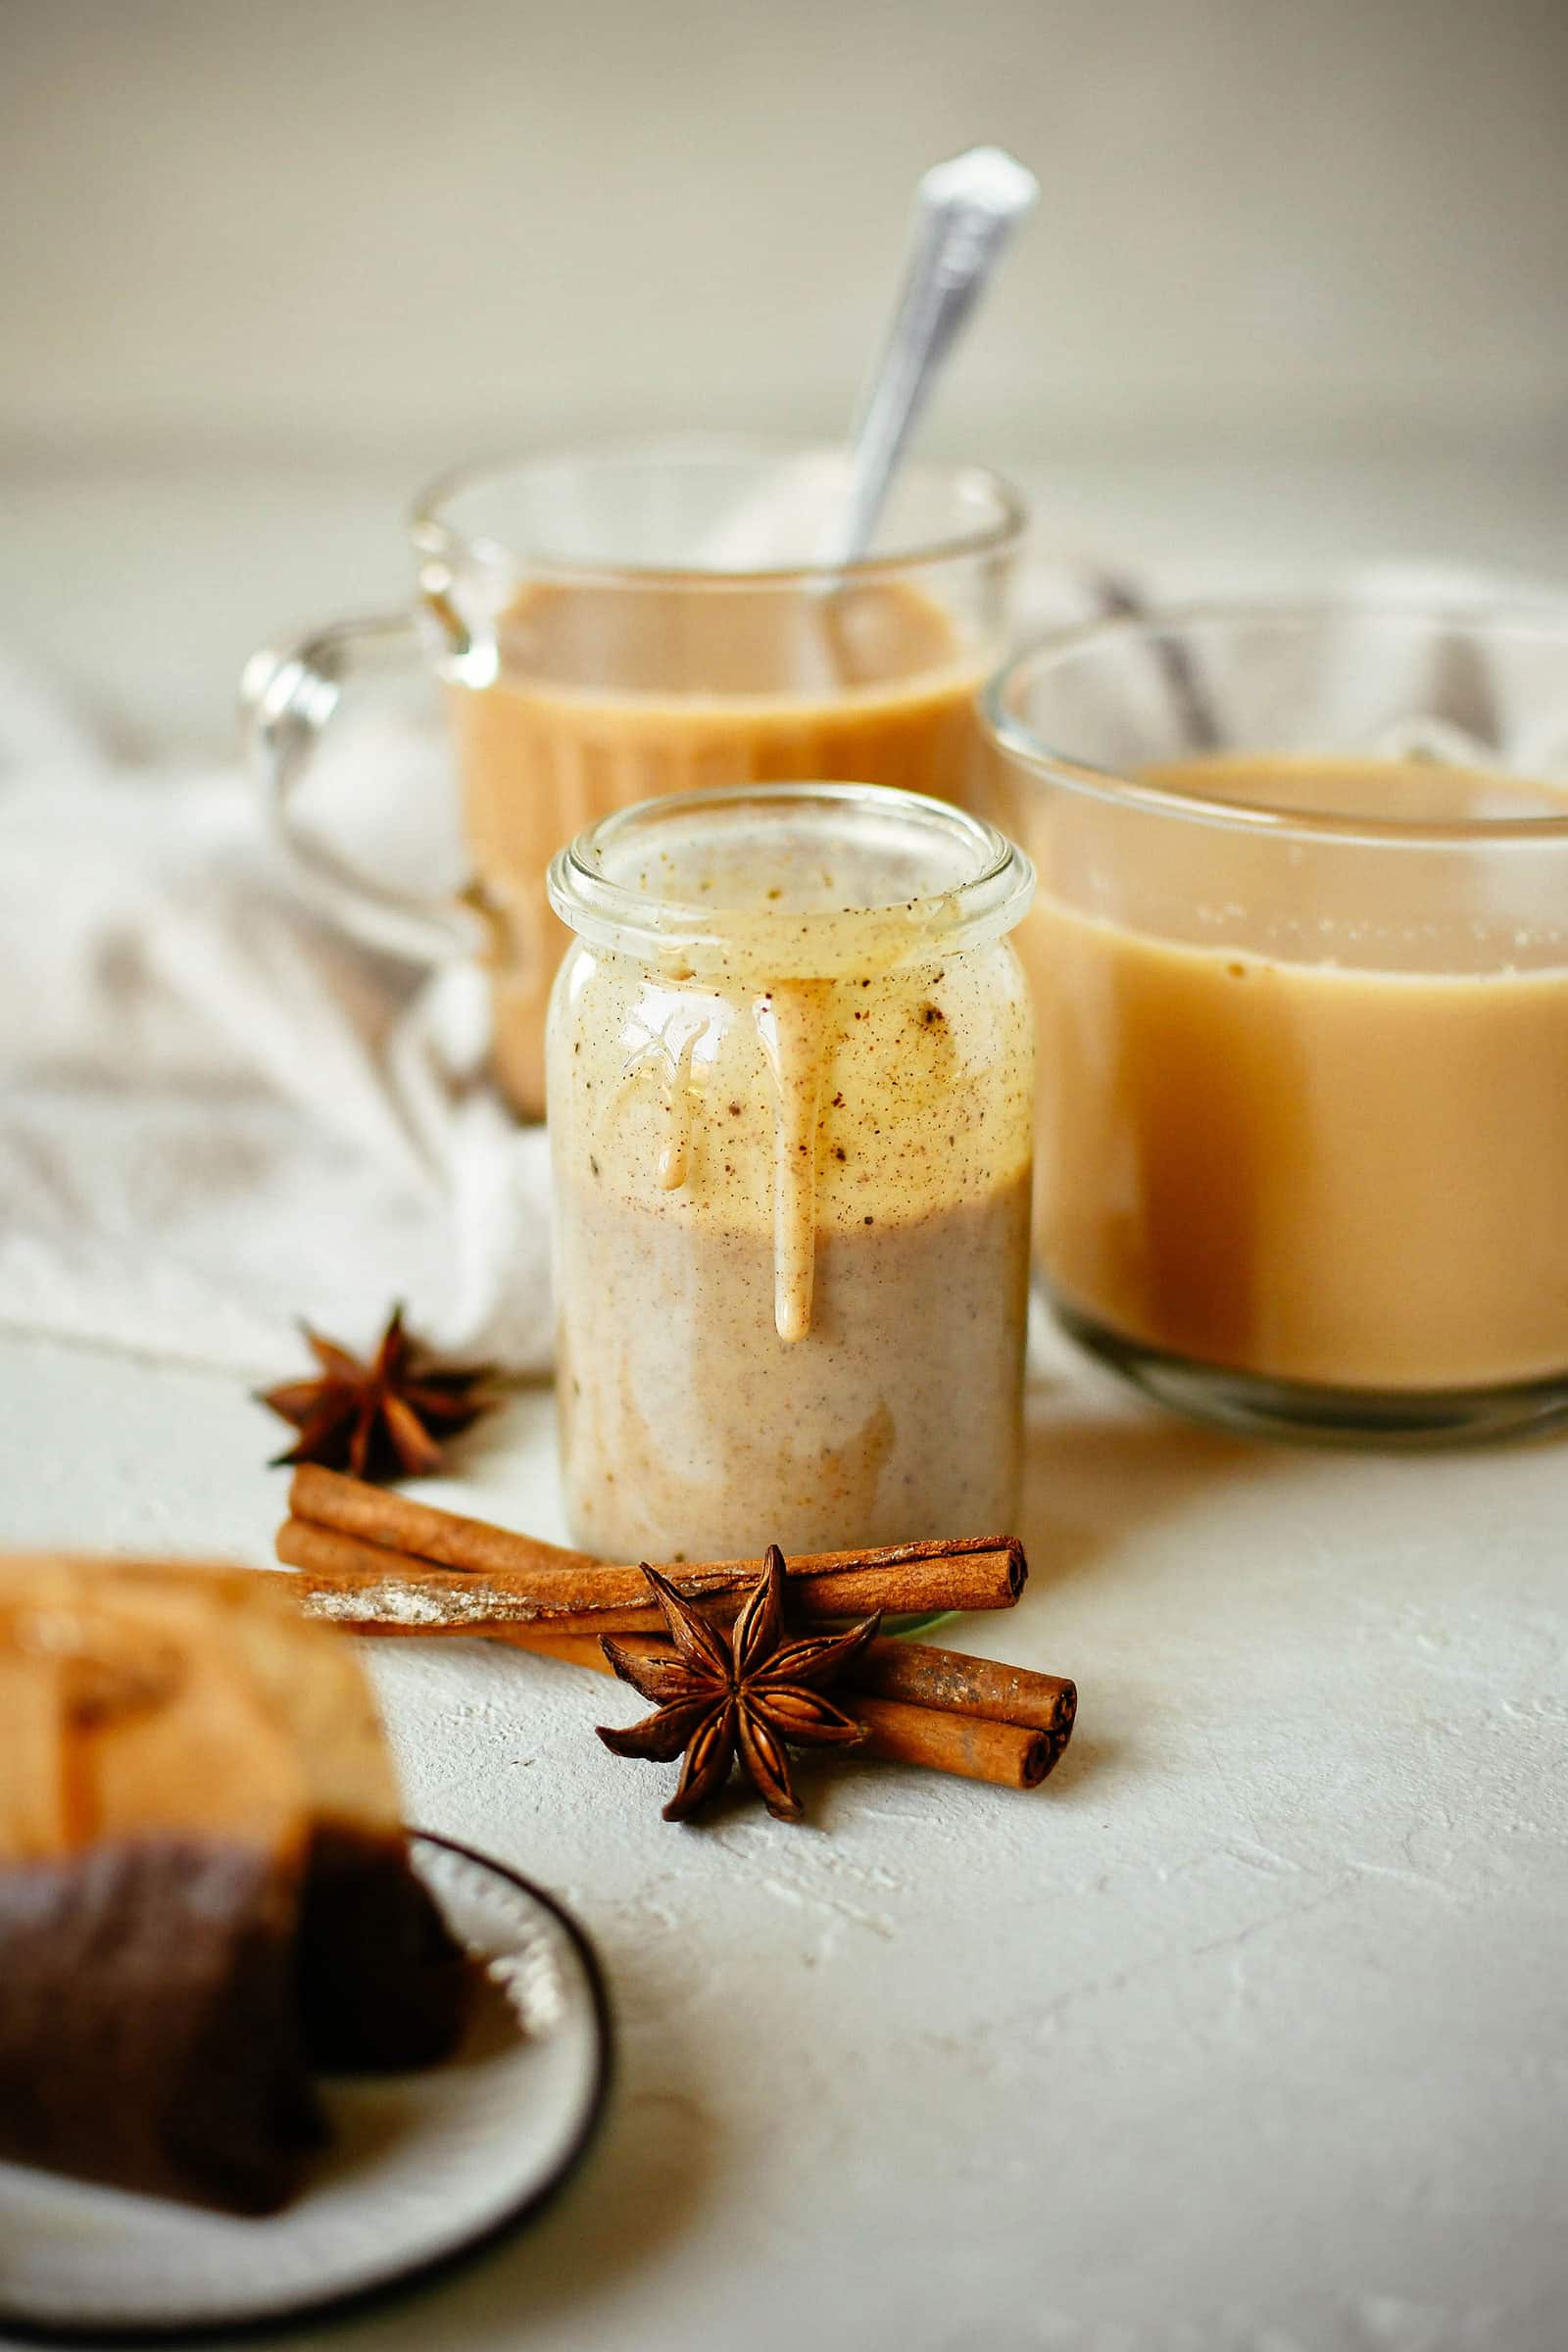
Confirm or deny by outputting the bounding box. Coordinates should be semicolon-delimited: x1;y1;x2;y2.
0;1834;613;2343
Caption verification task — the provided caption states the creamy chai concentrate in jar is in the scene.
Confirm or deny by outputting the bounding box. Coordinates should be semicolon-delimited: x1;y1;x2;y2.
546;783;1035;1562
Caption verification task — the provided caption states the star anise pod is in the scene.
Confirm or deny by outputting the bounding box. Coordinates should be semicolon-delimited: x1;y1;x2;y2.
596;1545;880;1824
258;1305;498;1482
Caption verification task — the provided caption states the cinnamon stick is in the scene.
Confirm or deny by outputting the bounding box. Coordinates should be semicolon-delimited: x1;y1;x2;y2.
852;1697;1058;1790
290;1468;608;1583
282;1469;1028;1622
852;1639;1074;1739
277;1521;677;1635
275;1471;1067;1795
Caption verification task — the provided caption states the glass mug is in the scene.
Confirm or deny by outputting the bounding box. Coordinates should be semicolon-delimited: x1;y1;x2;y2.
244;437;1025;1121
983;600;1568;1444
546;782;1035;1561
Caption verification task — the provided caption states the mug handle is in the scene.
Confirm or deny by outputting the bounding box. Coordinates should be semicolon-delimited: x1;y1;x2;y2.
240;609;486;965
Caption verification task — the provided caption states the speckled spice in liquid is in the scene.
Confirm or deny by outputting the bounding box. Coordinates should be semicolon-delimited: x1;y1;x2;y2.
549;806;1034;1562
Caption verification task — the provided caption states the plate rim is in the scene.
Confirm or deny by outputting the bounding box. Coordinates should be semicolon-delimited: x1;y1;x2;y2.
0;1831;616;2348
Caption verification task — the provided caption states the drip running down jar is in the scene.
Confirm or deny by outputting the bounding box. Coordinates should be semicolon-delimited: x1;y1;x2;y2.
546;783;1035;1562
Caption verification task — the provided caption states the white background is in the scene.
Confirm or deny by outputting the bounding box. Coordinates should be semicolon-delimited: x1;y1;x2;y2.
3;0;1568;751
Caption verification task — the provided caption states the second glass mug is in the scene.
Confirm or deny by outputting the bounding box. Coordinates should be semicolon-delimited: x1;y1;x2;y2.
983;599;1568;1445
243;436;1025;1120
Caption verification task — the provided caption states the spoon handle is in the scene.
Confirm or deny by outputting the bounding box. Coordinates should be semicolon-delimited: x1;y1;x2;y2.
824;146;1039;571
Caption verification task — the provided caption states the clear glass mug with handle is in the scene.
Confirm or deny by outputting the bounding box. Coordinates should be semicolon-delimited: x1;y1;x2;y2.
242;437;1025;1121
982;599;1568;1445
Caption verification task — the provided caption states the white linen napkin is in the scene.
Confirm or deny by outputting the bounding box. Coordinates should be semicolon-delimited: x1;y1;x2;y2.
0;741;552;1376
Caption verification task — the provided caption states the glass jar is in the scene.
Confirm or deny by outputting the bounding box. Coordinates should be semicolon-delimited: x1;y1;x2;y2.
546;782;1035;1561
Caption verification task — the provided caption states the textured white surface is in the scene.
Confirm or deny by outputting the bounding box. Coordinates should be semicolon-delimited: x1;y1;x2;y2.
6;1;1567;451
1;1326;1564;2351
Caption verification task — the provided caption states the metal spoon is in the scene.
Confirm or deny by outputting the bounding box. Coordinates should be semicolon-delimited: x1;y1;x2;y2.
821;145;1039;571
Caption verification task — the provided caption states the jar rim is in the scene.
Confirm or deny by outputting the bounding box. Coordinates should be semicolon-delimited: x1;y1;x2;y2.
547;783;1034;977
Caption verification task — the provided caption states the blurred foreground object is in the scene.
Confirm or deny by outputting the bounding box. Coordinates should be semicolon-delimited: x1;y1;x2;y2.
0;1557;469;2213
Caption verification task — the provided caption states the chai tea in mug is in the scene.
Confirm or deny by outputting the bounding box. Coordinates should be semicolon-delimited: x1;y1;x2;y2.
985;606;1568;1443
